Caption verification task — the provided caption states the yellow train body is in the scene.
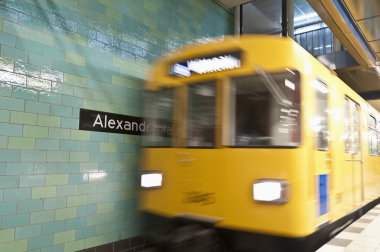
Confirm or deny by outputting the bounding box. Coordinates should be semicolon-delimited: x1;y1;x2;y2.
140;35;380;250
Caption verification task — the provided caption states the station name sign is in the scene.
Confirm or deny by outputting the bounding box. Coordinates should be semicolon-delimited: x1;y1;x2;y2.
170;51;241;77
79;108;171;136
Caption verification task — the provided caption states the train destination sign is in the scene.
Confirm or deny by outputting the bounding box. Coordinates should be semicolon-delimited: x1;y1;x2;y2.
79;108;171;136
170;51;241;77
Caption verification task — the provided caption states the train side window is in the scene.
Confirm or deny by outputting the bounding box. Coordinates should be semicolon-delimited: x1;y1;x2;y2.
369;115;377;155
187;82;216;147
344;97;360;154
312;80;328;151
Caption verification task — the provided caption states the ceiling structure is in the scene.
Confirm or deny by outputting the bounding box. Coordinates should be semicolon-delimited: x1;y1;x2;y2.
218;0;380;111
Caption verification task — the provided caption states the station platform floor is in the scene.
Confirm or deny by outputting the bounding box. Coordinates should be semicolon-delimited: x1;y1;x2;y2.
317;204;380;252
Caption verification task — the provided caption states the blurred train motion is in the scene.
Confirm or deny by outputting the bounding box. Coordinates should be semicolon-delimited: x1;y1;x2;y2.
139;35;380;252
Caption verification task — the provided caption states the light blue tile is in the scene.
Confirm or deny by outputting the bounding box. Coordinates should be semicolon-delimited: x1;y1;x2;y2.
19;175;45;187
60;117;78;129
17;199;44;213
0;202;17;215
0;110;10;122
6;163;33;175
58;163;80;173
36;138;60;150
41;244;64;252
68;174;87;184
4;188;32;201
43;197;67;210
0;31;16;46
2;213;30;228
38;91;62;105
50;104;72;117
0;150;21;162
0;83;13;97
1;45;28;62
66;217;86;230
0;96;25;111
15;224;42;239
28;234;54;250
59;140;81;151
81;142;100;152
62;95;83;108
21;150;46;162
76;226;95;240
0;162;5;174
12;86;39;101
77;204;96;217
25;100;50;115
34;163;59;174
29;52;53;68
0;123;23;137
15;37;43;55
42;221;66;235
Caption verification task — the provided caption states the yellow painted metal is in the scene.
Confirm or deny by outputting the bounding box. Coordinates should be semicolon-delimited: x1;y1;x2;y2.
140;35;380;239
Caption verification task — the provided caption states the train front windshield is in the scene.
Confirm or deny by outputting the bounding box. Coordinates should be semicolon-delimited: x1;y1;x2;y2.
143;70;300;148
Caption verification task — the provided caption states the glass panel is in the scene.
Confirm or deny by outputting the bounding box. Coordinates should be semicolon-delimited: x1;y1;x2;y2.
344;98;350;153
369;115;377;155
230;70;300;147
142;89;173;147
344;98;361;154
187;82;216;147
313;80;328;151
352;103;360;154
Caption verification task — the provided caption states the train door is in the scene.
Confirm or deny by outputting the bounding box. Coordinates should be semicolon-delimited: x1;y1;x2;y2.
343;97;363;208
312;80;331;217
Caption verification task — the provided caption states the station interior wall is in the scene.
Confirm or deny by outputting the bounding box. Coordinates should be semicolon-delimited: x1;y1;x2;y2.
0;0;233;251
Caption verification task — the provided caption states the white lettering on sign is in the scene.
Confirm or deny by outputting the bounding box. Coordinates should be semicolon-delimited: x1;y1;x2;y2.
172;54;241;77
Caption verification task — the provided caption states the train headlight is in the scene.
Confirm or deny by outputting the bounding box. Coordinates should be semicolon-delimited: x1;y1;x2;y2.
141;172;163;188
253;179;289;204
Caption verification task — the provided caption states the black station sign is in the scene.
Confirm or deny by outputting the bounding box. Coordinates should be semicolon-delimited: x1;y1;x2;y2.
79;109;172;137
170;51;241;77
79;109;145;135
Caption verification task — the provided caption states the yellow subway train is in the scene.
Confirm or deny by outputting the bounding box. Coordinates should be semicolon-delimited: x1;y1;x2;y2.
139;35;380;251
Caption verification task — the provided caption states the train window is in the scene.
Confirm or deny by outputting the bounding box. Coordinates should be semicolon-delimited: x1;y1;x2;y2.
230;70;300;147
187;81;216;147
142;88;173;147
344;98;360;154
369;115;377;155
312;80;328;151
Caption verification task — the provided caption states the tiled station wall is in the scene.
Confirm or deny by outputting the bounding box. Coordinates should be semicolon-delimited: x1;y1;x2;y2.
0;0;233;251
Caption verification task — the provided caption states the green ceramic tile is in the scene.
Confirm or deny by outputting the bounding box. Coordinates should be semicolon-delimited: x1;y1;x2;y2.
64;239;85;252
37;114;61;127
30;210;55;224
65;52;85;66
32;186;57;199
15;224;41;240
0;228;15;243
0;109;10;122
55;207;77;220
23;125;49;138
10;111;37;125
45;174;69;186
53;230;75;244
8;136;35;149
67;195;87;207
0;239;28;252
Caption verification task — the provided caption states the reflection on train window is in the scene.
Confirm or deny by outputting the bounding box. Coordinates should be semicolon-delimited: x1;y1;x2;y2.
368;115;377;155
187;82;216;147
230;70;300;147
344;97;360;154
142;88;173;147
312;80;328;151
